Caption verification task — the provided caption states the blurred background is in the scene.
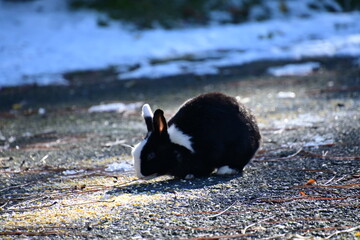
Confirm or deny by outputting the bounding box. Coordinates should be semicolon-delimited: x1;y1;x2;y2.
0;0;359;91
68;0;360;28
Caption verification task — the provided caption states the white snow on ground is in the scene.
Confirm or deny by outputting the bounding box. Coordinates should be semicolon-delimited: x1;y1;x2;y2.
303;135;335;147
276;91;296;98
62;162;132;174
105;162;132;172
63;169;85;175
88;102;143;113
283;134;335;148
1;0;360;87
274;113;324;128
274;114;336;148
267;62;320;76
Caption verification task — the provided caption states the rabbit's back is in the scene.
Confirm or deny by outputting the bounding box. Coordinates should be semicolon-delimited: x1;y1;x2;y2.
168;92;260;171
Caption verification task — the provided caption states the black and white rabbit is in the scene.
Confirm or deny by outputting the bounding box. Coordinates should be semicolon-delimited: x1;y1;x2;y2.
132;92;261;179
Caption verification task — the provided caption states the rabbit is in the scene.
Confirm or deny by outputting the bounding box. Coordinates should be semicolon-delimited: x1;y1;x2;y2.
131;92;261;179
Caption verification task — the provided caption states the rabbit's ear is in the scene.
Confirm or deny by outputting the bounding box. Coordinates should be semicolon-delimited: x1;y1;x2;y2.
142;104;153;132
153;109;168;135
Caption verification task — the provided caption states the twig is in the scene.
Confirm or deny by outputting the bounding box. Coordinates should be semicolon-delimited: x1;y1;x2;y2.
0;201;9;208
1;166;106;174
267;166;334;173
301;151;360;160
242;216;275;234
7;196;48;210
0;183;31;192
174;208;270;216
255;148;303;162
0;230;92;237
5;178;139;212
177;233;253;240
325;225;360;239
257;196;348;203
301;225;353;232
4;201;58;213
287;148;303;158
207;201;238;218
61;199;115;207
101;139;126;147
165;225;234;231
294;183;360;189
265;217;331;224
4;226;80;231
40;154;49;164
324;176;337;185
331;176;347;185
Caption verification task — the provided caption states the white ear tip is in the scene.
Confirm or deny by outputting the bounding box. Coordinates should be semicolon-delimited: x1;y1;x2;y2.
142;104;153;118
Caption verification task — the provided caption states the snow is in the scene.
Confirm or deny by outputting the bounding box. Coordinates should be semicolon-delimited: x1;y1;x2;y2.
304;135;335;147
284;134;335;148
88;102;143;113
277;91;296;98
105;162;132;172
63;169;85;175
267;62;320;76
38;108;46;115
274;113;324;128
62;162;132;174
1;0;360;87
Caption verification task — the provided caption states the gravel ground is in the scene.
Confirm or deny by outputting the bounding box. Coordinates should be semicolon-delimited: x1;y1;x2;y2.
0;56;359;239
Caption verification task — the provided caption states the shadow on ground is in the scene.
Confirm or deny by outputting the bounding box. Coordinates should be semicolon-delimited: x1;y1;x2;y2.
108;175;240;195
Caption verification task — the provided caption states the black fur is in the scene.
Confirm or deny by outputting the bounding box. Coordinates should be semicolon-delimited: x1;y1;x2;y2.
136;92;261;179
144;116;153;132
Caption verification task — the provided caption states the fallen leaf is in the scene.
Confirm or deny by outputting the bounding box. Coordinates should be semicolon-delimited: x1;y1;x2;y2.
305;179;316;185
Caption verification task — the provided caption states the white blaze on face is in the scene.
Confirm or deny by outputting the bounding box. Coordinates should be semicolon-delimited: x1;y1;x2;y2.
168;124;194;153
131;138;148;178
132;103;153;179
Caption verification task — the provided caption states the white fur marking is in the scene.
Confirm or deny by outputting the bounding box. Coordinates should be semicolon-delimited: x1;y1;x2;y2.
131;138;147;178
168;125;194;153
142;104;153;118
216;165;238;175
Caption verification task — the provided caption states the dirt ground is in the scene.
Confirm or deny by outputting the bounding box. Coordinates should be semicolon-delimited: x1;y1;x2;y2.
0;56;359;239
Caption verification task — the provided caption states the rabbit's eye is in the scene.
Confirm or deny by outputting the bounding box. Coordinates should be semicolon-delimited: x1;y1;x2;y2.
147;152;156;161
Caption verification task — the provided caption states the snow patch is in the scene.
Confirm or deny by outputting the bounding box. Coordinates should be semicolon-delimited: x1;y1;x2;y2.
38;108;46;115
1;0;360;87
304;135;335;147
274;113;324;128
88;102;143;113
63;169;85;175
277;91;296;99
284;134;335;148
268;62;321;77
105;162;132;172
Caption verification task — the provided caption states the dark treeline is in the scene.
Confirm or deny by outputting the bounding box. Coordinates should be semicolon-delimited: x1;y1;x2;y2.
4;0;360;28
